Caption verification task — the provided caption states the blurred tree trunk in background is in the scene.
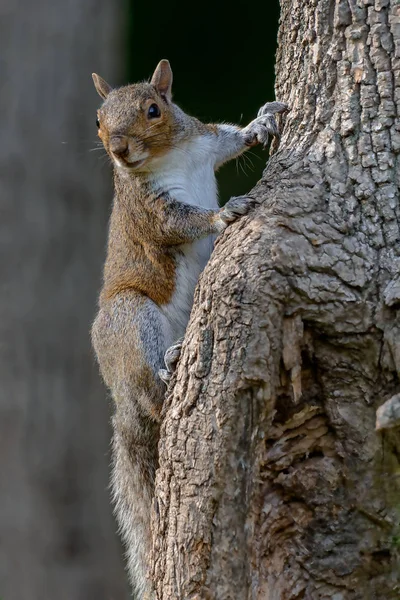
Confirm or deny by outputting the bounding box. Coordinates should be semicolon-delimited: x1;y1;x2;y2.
0;1;129;599
151;0;400;598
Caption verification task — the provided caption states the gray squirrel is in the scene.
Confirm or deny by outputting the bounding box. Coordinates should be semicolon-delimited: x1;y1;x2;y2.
91;59;287;597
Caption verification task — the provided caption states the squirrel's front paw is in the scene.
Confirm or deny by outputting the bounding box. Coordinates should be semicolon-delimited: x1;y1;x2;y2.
243;102;289;148
220;195;255;226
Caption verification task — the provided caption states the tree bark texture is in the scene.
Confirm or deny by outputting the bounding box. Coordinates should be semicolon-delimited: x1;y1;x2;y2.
151;0;400;598
0;2;129;599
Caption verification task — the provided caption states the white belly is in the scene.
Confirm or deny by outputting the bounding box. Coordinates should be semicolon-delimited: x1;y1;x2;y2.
152;135;219;339
159;237;215;340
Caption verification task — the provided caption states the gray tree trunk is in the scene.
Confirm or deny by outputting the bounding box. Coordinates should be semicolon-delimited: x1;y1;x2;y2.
151;0;400;598
0;2;129;599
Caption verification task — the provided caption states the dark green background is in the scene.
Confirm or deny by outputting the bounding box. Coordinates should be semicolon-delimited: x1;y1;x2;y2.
126;0;280;202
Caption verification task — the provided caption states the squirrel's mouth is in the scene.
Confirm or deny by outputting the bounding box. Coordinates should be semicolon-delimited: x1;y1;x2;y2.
114;156;147;172
126;158;146;170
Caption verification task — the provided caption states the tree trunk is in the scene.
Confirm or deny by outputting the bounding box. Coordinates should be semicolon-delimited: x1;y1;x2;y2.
151;0;400;598
0;2;129;599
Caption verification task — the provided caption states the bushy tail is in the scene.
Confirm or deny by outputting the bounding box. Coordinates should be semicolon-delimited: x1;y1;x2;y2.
111;405;159;598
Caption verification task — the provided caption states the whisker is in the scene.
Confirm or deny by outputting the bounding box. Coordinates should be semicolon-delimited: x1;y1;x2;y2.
245;150;261;161
242;152;255;169
74;137;104;143
238;157;247;176
99;154;111;165
239;155;247;174
241;153;255;173
142;122;162;135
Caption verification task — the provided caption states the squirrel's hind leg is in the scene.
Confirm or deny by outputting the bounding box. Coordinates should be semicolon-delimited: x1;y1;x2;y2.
92;293;174;597
92;293;173;418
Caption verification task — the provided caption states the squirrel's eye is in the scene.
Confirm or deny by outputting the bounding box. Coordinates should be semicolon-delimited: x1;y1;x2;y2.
147;103;161;119
96;118;100;128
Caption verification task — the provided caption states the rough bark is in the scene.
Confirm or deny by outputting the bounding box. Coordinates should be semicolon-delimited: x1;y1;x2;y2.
151;0;400;598
0;2;129;599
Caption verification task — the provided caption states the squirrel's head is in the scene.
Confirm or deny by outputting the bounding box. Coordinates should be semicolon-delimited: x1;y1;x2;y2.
93;60;176;173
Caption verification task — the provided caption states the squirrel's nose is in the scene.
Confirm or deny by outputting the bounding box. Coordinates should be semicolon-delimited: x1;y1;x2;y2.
109;135;129;158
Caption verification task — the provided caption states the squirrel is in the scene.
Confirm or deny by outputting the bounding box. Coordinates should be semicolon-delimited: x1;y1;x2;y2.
91;59;287;598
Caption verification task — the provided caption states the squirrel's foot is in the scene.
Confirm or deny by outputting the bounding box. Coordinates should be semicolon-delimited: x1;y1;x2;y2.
220;195;255;225
158;338;184;385
165;339;183;371
158;368;171;385
243;102;289;148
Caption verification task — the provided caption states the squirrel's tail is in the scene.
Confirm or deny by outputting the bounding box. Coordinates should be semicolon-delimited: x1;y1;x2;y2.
111;405;159;599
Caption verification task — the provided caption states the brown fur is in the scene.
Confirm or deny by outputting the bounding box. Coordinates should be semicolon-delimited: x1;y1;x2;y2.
100;179;177;306
91;60;265;597
99;175;221;307
92;66;224;599
97;83;182;167
95;74;219;308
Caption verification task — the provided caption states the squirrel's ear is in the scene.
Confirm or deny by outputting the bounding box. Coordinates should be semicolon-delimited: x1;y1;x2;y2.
151;60;173;102
92;73;113;100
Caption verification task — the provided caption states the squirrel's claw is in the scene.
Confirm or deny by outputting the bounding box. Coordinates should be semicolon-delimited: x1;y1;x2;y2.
159;338;184;385
220;195;255;225
164;339;183;371
257;101;289;118
244;102;289;148
158;368;172;385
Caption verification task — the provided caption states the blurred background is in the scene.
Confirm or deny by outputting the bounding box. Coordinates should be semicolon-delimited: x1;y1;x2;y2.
0;1;279;598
